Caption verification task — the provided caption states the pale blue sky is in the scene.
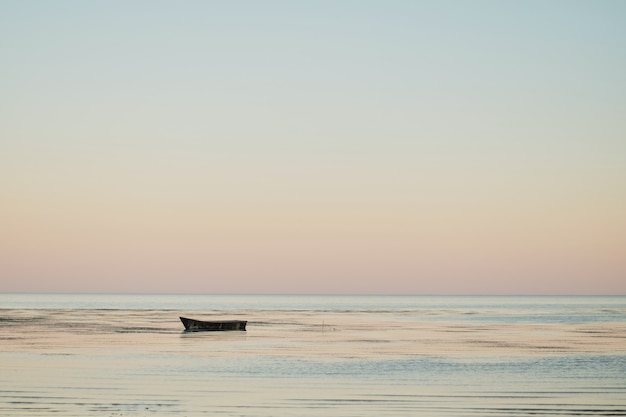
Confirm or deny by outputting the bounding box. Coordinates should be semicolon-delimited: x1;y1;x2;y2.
1;1;625;294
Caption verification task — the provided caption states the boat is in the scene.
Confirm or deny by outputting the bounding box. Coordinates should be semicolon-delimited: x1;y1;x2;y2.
179;316;247;332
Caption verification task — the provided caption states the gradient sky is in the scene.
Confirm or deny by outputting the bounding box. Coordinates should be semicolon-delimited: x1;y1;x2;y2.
1;1;625;294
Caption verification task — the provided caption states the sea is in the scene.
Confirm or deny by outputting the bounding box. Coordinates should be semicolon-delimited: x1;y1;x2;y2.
1;294;625;417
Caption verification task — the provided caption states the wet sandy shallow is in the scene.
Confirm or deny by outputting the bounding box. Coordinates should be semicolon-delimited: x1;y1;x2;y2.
2;308;626;416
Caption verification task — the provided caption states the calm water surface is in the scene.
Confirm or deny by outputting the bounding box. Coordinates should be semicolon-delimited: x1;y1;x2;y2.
1;294;625;416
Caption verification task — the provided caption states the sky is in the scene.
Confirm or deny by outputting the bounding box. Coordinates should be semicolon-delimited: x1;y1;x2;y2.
1;1;625;295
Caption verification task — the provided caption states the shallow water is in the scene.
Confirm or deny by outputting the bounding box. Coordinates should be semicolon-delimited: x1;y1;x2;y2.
1;295;625;416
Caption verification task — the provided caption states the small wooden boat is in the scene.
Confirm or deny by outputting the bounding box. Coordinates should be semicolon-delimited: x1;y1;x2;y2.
179;316;247;332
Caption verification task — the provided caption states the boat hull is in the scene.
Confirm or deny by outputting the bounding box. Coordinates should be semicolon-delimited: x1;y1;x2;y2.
179;316;247;332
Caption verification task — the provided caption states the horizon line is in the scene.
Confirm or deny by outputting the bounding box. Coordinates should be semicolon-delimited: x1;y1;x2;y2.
2;292;624;297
